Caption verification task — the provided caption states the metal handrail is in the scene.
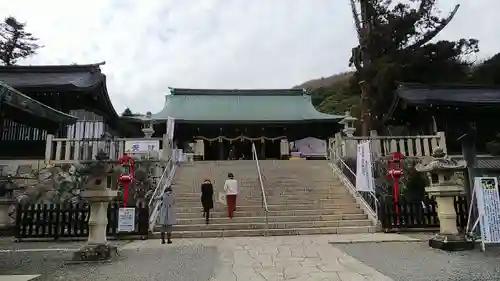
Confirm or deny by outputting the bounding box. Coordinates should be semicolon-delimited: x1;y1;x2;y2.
148;159;176;232
148;159;171;209
328;147;379;220
252;143;269;236
148;143;178;231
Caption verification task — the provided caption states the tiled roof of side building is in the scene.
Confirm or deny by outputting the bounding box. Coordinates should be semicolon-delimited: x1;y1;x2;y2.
0;62;119;120
397;83;500;106
0;81;77;124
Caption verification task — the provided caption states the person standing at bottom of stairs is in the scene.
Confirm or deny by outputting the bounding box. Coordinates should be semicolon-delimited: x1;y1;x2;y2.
224;173;238;218
200;179;214;224
154;187;177;244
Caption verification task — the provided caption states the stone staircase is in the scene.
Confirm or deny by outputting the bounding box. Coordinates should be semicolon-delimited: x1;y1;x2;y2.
158;160;375;238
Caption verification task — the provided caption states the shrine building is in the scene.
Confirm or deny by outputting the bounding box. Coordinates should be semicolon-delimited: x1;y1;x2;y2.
126;88;346;160
0;63;122;160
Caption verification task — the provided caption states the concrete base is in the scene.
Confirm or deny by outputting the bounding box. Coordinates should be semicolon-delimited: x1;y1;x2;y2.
428;233;474;251
72;243;118;262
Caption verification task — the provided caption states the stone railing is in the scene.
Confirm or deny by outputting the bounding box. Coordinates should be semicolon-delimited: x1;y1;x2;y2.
45;134;170;164
330;130;447;159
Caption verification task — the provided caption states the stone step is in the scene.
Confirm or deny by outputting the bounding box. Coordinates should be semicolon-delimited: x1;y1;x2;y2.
166;219;373;232
152;226;376;238
176;213;368;225
172;185;347;194
175;200;356;208
175;194;354;203
176;208;364;218
175;203;359;212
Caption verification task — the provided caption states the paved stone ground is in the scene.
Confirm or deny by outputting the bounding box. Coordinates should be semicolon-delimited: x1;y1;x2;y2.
4;233;499;281
122;235;395;281
1;234;399;281
336;241;500;281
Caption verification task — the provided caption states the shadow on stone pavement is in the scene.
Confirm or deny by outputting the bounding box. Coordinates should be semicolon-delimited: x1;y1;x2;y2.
1;244;219;281
335;241;500;281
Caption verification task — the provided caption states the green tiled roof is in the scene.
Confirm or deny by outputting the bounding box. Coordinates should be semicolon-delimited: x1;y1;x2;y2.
150;88;344;122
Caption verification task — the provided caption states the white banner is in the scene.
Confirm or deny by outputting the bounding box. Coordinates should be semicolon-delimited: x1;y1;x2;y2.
166;117;175;140
118;207;135;232
355;141;375;192
125;140;160;153
280;139;289;156
474;177;500;244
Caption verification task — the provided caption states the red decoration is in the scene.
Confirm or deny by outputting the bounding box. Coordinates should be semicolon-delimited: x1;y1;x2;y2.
388;152;405;226
118;153;135;208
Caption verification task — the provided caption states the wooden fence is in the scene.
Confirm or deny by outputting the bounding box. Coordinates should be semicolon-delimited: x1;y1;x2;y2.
14;202;149;240
378;196;468;232
44;134;170;164
330;131;447;159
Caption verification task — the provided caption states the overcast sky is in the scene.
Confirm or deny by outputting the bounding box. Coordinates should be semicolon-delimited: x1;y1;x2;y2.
0;0;498;114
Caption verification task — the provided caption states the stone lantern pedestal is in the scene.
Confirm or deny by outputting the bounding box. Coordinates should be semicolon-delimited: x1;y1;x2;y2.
416;148;474;251
73;152;119;262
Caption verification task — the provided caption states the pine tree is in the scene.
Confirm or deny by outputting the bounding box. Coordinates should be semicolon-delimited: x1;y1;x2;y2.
0;16;42;66
349;1;462;135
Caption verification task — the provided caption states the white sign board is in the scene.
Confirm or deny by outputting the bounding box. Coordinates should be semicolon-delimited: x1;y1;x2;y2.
125;140;160;153
474;177;500;245
355;141;375;192
118;207;136;232
295;137;327;157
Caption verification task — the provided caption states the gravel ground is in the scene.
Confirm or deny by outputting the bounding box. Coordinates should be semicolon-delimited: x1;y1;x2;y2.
335;241;500;281
1;243;218;281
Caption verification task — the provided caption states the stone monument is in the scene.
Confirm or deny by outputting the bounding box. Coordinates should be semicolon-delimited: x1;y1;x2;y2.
415;148;474;251
73;151;119;261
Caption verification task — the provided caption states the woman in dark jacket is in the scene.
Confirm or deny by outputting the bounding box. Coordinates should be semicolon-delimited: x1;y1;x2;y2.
201;179;214;224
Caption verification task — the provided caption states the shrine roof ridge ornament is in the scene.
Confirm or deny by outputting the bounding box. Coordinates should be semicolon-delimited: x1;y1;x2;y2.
168;88;308;96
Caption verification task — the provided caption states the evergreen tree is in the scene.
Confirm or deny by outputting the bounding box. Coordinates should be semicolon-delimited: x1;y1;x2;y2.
0;16;42;66
349;1;478;134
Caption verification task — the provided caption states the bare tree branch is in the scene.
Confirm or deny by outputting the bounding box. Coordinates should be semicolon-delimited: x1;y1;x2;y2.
406;4;460;51
350;0;362;40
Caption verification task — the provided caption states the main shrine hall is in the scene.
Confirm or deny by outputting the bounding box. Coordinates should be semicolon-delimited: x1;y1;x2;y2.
127;88;346;160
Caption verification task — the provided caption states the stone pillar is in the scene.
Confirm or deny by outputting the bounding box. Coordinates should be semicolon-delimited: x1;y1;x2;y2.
415;148;474;251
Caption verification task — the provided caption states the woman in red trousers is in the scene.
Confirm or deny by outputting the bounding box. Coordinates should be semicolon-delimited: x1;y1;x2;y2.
223;173;238;218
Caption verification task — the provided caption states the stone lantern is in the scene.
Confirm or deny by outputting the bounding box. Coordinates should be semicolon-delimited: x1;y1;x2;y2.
415;148;473;251
339;111;356;137
73;150;119;261
142;111;155;138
